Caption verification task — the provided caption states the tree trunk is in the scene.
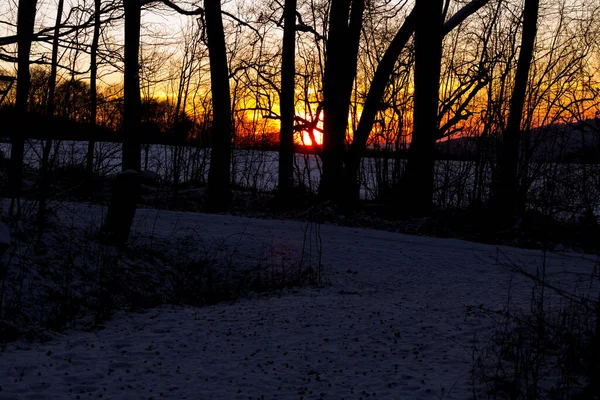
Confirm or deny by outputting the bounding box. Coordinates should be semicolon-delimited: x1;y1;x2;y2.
319;0;365;202
86;0;102;192
205;0;233;211
122;0;141;172
101;0;141;245
46;0;63;118
9;0;37;216
36;0;64;234
278;0;297;201
402;0;443;215
492;0;539;218
101;170;141;245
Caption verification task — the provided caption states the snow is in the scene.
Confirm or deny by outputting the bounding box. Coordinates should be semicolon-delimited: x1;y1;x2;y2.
0;205;597;399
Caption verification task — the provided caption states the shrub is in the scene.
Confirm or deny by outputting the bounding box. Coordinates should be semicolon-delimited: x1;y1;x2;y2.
473;252;600;399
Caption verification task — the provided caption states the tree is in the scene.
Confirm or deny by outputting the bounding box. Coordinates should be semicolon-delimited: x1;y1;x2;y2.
86;0;102;188
122;0;142;172
343;0;491;207
170;19;203;189
37;0;65;233
492;0;540;218
343;6;417;202
134;0;234;208
9;0;37;216
101;0;142;245
205;0;233;210
319;0;365;201
278;0;297;200
401;0;444;214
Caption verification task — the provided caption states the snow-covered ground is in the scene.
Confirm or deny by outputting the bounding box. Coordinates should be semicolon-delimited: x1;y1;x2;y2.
0;205;597;399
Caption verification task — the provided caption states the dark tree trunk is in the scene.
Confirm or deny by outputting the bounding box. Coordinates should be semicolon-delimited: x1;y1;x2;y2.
101;170;141;245
122;0;141;172
343;0;491;204
402;0;443;215
205;0;233;210
37;0;64;233
101;0;141;245
87;0;102;190
492;0;539;218
319;0;365;201
9;0;37;216
46;0;63;117
278;0;297;201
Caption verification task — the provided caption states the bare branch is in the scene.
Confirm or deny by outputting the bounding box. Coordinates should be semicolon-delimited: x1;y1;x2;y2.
443;0;491;34
142;0;204;16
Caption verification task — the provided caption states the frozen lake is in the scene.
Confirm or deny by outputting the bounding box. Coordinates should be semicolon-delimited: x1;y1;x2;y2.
1;140;599;217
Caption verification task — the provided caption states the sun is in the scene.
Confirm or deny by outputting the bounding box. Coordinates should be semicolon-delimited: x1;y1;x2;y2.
293;109;324;147
297;130;323;147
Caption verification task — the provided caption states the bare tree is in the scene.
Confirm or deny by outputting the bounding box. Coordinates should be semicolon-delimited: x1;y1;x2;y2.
278;0;297;200
86;0;102;188
319;0;365;201
401;0;444;214
170;19;203;189
9;0;37;216
343;6;417;202
492;0;540;218
122;0;142;172
205;0;233;210
101;0;143;245
36;0;65;233
343;0;491;207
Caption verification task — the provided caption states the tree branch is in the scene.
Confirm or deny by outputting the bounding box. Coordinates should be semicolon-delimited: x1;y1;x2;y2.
443;0;490;34
142;0;204;15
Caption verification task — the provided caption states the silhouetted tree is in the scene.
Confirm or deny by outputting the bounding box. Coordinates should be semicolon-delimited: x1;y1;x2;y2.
9;0;37;216
86;0;102;188
102;0;142;245
492;0;540;218
205;0;233;210
170;19;203;189
319;0;365;201
401;0;443;215
122;0;142;172
278;0;297;201
37;0;65;234
343;0;491;206
343;6;417;202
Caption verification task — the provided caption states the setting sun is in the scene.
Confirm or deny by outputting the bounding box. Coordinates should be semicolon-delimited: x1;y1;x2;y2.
293;108;324;147
297;130;323;147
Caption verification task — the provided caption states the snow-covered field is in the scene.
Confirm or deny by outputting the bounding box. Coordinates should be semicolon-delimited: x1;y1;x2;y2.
0;206;597;399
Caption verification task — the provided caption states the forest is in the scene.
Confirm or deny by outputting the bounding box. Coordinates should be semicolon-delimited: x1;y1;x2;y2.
0;0;600;398
0;0;598;223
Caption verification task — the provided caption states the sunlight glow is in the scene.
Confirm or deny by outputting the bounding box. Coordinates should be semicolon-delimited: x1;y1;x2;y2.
293;108;324;147
298;130;323;147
